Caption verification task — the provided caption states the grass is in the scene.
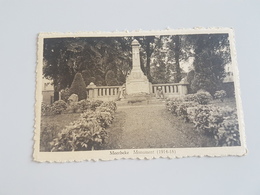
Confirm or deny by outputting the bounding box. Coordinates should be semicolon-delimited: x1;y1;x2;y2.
40;97;238;151
210;97;237;107
104;105;215;150
40;113;81;151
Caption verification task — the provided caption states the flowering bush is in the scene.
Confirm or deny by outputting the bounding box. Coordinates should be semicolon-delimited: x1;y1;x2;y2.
77;100;91;112
165;97;183;115
214;90;227;102
195;91;213;105
60;87;70;102
192;105;240;146
52;100;67;114
215;107;240;146
51;116;107;151
99;101;117;112
184;94;197;102
51;101;116;151
41;102;53;116
89;100;103;111
176;101;198;122
40;124;61;151
166;95;240;146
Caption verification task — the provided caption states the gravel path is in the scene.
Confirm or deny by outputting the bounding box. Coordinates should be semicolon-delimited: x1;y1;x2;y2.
104;104;215;149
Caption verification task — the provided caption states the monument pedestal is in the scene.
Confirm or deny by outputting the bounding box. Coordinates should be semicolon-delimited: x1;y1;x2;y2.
125;39;151;95
126;69;151;94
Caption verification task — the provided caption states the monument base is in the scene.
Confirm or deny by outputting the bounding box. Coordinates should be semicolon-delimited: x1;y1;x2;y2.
125;80;151;95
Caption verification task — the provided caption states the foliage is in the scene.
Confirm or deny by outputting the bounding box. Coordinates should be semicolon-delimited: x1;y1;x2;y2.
89;100;104;111
40;124;61;152
184;94;196;102
66;102;79;113
105;70;118;86
41;102;53;116
99;101;117;113
165;97;183;115
51;115;106;151
214;90;227;102
43;34;231;102
69;72;87;101
189;34;231;95
195;91;213;105
52;100;67;114
176;101;198;122
166;95;240;147
77;100;91;112
192;105;240;146
51;101;116;151
60;87;70;102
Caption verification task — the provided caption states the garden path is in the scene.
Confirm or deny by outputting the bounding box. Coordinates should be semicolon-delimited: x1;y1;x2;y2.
105;103;214;149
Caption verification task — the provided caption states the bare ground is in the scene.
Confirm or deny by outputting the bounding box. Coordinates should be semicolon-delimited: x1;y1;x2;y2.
104;104;215;149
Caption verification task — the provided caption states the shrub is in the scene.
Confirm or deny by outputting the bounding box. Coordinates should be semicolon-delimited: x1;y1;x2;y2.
66;102;79;113
40;124;61;151
215;107;240;146
176;101;198;122
192;105;240;146
214;90;227;102
70;72;87;101
165;97;183;116
195;91;213;105
41;102;53;116
184;94;196;102
51;101;116;151
52;100;67;114
99;101;117;112
166;95;240;147
77;100;91;112
89;100;103;111
51;116;107;151
60;87;70;102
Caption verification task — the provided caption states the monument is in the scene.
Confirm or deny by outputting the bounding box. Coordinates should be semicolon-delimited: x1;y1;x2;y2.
125;39;151;95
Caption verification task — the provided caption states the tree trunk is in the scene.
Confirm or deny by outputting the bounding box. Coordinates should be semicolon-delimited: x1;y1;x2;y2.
53;78;59;102
146;55;152;81
174;35;182;83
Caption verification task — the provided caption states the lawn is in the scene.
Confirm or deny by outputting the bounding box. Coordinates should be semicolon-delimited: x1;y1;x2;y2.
210;97;237;108
40;97;238;151
40;113;81;151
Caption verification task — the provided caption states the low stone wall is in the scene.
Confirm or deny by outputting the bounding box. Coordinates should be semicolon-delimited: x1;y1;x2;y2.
87;83;120;101
151;83;189;98
42;83;189;103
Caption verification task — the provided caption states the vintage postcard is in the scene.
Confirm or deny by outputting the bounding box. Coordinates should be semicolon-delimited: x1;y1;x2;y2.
34;28;247;162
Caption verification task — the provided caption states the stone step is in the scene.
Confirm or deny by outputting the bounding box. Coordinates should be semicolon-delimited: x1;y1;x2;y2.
116;97;165;107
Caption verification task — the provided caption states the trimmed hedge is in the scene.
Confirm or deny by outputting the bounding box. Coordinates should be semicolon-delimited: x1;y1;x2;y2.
69;72;87;101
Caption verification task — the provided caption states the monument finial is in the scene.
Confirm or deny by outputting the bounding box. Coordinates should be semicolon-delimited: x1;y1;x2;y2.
132;39;139;46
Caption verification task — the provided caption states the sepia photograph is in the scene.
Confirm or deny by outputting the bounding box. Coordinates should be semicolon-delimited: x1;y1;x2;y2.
34;29;246;161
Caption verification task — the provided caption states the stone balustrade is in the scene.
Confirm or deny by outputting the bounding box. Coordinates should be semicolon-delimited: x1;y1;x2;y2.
86;82;189;101
151;83;188;98
86;83;120;101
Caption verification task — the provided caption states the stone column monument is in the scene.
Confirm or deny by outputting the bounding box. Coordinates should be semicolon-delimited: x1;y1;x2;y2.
125;39;151;95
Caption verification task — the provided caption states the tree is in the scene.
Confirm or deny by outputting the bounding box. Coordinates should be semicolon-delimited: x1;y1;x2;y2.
150;44;169;83
43;38;76;101
105;70;118;86
69;72;87;101
43;37;132;101
190;34;231;94
166;35;193;83
135;36;160;81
